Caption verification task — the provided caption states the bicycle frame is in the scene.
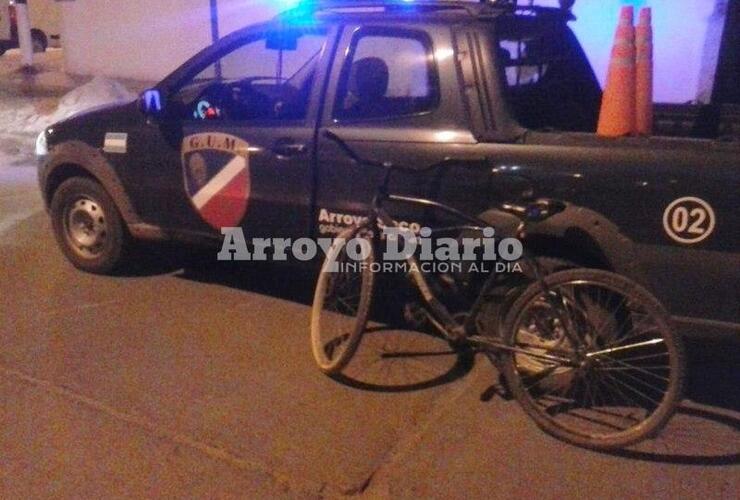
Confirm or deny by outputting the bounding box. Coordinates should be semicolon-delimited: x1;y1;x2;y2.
367;188;584;366
322;129;583;360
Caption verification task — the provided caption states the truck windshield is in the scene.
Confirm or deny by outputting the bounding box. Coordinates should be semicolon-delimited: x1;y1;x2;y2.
496;16;602;133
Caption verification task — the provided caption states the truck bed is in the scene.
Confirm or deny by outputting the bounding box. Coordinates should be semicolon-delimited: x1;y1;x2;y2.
522;129;740;158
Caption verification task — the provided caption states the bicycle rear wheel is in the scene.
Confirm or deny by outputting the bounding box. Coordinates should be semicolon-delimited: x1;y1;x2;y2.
500;269;685;450
311;225;376;375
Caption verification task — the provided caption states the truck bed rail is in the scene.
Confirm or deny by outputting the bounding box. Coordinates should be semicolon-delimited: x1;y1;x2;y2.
654;103;740;141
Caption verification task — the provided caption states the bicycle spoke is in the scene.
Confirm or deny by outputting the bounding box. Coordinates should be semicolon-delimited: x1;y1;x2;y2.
604;314;661;350
601;370;663;407
597;355;671;383
597;364;669;372
593;371;646;426
609;364;669;398
603;351;669;364
588;338;664;358
593;368;640;412
504;271;682;447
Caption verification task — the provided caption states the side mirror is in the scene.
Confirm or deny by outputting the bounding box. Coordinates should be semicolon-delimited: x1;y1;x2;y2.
139;89;166;118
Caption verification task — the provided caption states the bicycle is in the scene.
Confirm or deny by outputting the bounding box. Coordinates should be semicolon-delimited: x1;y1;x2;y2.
310;130;685;450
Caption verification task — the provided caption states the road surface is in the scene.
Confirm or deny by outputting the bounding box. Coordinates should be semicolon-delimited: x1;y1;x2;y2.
0;138;738;498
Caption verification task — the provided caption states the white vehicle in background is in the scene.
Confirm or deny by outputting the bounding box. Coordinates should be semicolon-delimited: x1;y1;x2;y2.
0;0;61;56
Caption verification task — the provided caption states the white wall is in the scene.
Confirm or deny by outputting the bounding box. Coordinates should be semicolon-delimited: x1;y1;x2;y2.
60;0;278;81
28;0;62;40
538;0;726;103
216;0;278;38
59;0;270;81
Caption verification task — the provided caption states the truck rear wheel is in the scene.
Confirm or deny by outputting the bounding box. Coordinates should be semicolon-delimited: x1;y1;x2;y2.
50;177;130;275
31;29;47;53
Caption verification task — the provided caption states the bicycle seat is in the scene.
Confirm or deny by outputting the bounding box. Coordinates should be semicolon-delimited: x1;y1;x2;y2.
500;198;566;223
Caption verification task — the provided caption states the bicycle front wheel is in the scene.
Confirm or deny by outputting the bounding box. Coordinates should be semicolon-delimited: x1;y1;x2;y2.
500;269;685;450
311;225;376;375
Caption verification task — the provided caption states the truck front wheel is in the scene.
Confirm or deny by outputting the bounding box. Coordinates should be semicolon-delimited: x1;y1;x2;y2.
31;29;47;53
50;177;130;275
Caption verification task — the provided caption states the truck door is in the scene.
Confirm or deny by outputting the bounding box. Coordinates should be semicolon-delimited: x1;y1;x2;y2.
315;24;484;237
130;24;333;241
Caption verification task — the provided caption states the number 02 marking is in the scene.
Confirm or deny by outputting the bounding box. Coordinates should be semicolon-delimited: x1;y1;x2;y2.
663;197;716;244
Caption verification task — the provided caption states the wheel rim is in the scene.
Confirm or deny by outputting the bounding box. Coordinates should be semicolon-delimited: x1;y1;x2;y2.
63;197;108;259
311;228;374;371
510;279;678;443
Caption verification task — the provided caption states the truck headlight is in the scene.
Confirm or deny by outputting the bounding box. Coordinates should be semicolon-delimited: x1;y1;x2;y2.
36;130;48;156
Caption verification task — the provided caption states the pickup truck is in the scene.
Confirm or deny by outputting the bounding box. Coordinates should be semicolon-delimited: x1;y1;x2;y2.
36;0;739;337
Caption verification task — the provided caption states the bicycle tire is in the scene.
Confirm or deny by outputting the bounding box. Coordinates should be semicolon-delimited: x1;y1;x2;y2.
500;269;685;450
311;225;376;375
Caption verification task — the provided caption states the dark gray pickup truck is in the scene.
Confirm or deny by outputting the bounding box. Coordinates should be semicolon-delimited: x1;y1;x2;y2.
37;1;739;337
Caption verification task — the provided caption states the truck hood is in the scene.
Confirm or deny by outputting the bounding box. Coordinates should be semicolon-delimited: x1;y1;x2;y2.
46;100;141;146
50;100;138;130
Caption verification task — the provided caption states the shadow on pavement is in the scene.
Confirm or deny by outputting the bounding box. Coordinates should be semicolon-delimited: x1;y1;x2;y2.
117;243;318;303
162;253;474;392
112;243;191;278
176;256;318;306
605;405;740;466
684;337;740;412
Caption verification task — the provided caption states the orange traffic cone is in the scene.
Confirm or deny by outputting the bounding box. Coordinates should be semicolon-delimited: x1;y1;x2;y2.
597;7;637;137
636;8;654;136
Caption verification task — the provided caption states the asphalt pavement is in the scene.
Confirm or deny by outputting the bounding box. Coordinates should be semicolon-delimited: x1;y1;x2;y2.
2;45;738;500
0;150;738;498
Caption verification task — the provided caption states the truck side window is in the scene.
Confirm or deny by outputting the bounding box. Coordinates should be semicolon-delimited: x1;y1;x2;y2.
173;29;327;122
334;30;439;121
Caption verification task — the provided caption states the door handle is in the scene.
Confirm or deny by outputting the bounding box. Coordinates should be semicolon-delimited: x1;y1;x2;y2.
272;139;307;158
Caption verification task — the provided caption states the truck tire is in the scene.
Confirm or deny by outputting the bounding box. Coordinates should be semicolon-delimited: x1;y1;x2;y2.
50;177;131;275
31;29;47;53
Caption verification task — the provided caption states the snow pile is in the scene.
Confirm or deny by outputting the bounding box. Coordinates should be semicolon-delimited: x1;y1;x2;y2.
0;105;43;136
46;77;137;127
0;77;138;137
